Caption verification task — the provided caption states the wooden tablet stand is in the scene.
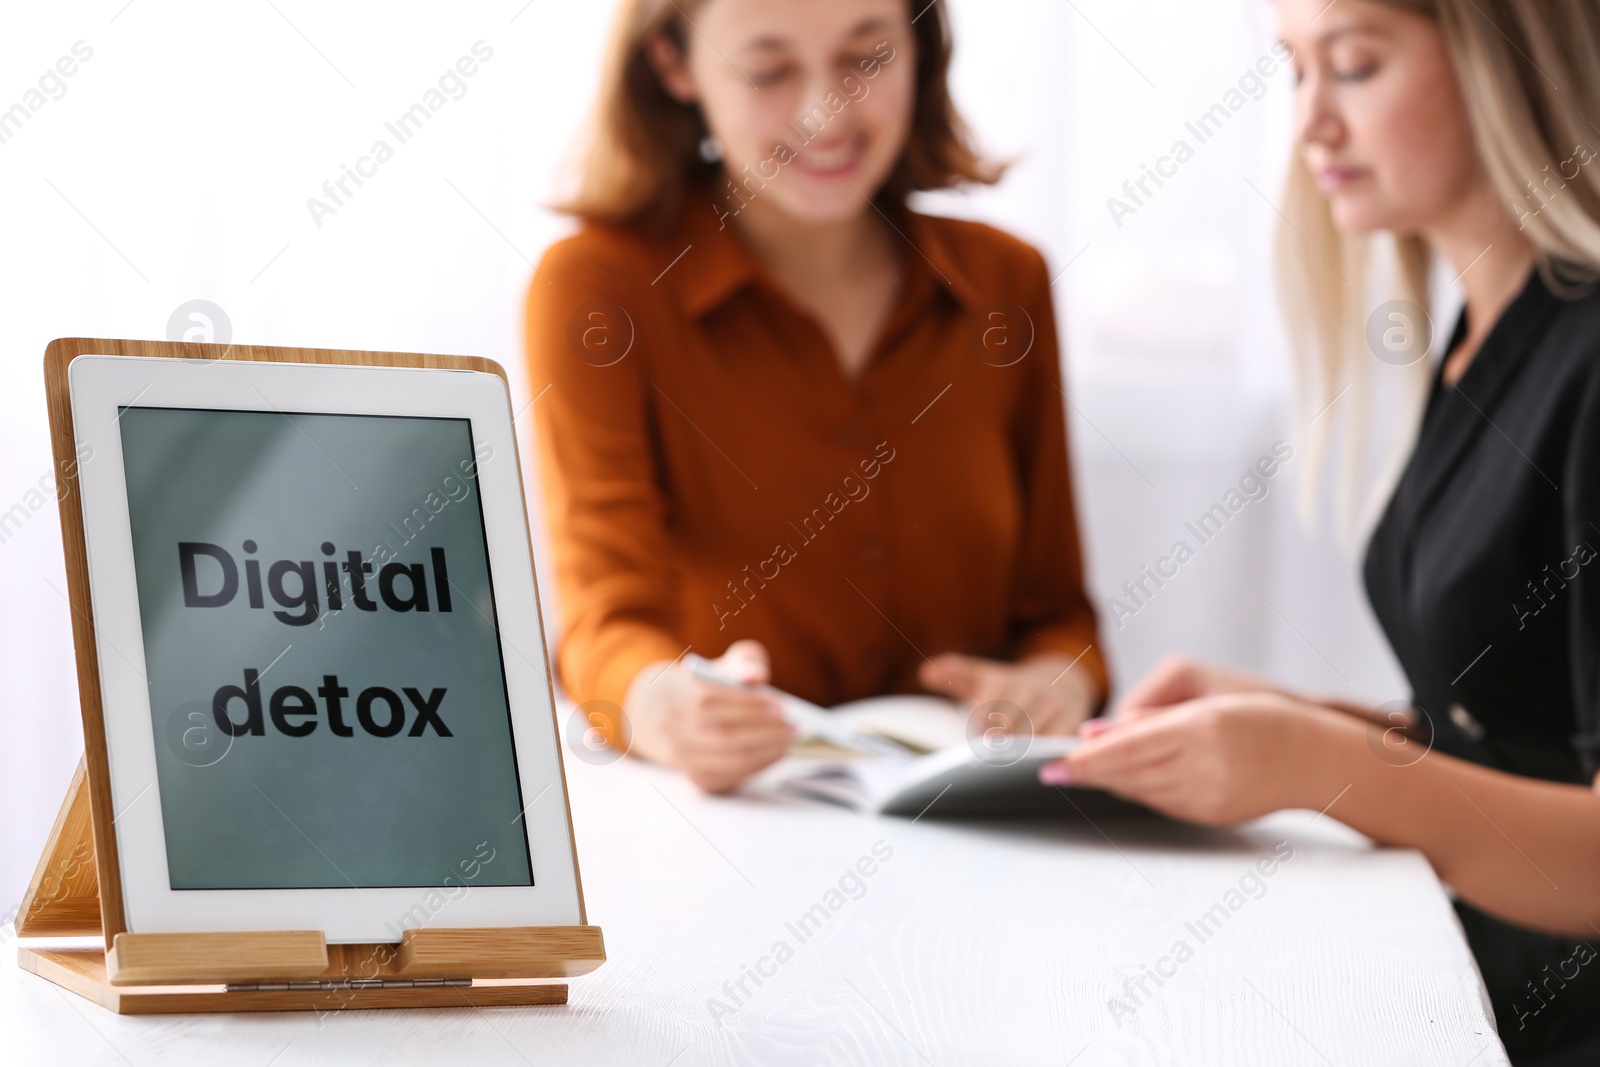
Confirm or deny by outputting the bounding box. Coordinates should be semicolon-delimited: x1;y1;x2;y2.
15;339;606;1015
17;761;605;1012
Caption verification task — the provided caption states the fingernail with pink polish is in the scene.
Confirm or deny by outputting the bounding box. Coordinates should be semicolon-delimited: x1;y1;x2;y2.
1038;762;1074;786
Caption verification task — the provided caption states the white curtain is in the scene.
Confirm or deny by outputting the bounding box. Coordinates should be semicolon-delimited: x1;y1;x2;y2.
0;0;1406;904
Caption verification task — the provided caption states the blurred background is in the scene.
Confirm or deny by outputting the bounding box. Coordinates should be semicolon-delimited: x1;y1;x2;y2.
0;0;1416;905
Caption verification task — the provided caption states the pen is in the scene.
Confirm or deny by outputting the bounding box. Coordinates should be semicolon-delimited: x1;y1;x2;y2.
683;654;914;760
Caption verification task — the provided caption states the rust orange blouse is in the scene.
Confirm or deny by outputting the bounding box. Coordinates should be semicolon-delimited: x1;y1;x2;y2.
525;188;1106;718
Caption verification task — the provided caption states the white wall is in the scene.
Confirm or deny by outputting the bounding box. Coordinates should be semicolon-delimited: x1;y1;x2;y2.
0;0;1407;907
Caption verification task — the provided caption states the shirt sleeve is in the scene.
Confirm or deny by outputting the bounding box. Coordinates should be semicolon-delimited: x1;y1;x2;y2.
1004;247;1110;706
1563;363;1600;780
524;234;685;729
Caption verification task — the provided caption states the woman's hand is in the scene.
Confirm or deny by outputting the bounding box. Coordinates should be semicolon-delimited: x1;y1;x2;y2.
918;651;1100;736
1040;691;1337;826
1113;654;1289;721
624;639;796;794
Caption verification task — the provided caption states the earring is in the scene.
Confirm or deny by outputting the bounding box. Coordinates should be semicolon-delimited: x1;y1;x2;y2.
698;134;725;163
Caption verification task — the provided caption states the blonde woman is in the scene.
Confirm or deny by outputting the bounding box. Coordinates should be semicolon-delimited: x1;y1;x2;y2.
1042;0;1600;1059
528;0;1105;794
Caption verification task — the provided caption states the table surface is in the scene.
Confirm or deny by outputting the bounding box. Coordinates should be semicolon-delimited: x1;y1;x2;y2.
2;750;1507;1066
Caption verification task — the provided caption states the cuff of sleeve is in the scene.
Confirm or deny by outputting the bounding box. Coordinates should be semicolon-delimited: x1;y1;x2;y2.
574;630;686;749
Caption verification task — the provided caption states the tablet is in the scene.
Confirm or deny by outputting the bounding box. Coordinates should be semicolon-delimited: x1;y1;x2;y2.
68;354;581;944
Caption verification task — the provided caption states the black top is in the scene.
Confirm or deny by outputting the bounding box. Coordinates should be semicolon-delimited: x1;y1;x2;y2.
1363;264;1600;1061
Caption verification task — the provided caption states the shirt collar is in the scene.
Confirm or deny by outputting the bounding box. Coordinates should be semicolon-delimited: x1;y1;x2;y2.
664;185;983;319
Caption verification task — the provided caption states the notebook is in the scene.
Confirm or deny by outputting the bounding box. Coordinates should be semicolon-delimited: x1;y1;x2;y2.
770;695;1156;820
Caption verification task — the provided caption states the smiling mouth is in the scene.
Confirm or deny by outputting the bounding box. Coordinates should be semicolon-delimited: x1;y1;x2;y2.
792;135;867;179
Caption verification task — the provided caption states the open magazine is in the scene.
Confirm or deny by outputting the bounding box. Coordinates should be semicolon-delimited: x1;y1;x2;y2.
765;695;1157;820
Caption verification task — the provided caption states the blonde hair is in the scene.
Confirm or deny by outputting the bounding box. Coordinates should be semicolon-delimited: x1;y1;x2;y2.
559;0;1002;230
1277;0;1600;536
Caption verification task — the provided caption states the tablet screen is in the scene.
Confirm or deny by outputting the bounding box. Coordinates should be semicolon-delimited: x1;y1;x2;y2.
117;406;535;891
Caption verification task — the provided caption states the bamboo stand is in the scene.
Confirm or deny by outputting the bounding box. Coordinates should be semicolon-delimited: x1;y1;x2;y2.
15;763;605;1013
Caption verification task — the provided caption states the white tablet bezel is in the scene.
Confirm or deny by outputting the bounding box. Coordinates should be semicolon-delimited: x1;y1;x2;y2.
69;354;581;944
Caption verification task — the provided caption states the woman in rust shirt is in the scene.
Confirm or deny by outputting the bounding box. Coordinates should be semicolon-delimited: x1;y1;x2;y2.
527;0;1103;791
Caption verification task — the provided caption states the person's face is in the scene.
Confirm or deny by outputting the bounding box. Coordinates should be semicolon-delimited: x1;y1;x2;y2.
1276;0;1481;235
650;0;917;225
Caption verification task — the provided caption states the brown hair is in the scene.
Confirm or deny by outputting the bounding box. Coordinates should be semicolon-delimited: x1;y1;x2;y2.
558;0;1003;230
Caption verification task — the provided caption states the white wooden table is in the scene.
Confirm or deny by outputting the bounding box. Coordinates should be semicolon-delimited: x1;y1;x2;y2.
2;751;1506;1066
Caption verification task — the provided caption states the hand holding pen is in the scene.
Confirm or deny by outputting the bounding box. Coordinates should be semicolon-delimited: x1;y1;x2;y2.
685;653;914;761
620;640;797;794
